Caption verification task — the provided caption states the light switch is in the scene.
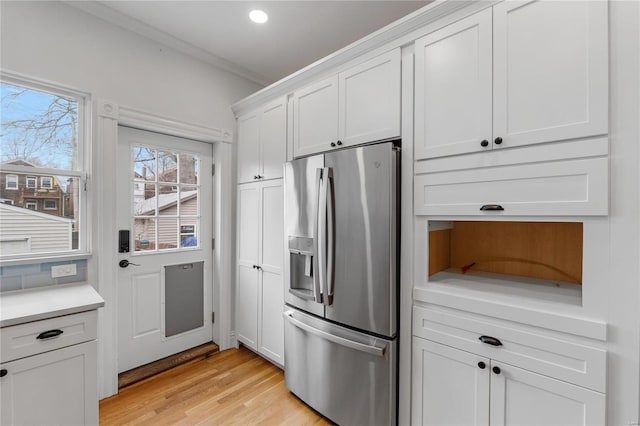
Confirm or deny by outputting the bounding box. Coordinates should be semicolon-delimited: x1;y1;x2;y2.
51;264;77;278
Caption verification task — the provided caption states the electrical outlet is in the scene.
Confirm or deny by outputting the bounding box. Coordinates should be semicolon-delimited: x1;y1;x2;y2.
51;264;77;278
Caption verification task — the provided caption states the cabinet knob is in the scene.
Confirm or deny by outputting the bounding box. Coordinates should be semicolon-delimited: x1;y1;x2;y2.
480;140;489;147
494;137;503;145
253;175;258;180
492;366;501;375
0;369;7;378
330;142;336;147
336;140;343;146
478;361;486;369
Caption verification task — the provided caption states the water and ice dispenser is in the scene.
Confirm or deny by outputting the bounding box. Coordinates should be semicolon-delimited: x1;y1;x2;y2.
288;236;315;299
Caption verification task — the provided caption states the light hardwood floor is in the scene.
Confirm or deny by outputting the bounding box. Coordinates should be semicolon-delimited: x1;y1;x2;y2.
100;346;332;425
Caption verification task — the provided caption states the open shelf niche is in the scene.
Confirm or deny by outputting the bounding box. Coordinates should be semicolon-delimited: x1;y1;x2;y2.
428;221;584;306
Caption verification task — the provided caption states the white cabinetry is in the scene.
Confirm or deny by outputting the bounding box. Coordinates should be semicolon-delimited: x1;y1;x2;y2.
236;179;285;366
237;97;287;183
412;337;489;425
293;49;400;157
411;306;606;426
415;1;608;160
0;310;99;426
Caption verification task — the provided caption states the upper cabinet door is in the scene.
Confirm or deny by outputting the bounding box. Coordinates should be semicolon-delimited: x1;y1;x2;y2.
339;49;401;147
415;8;493;160
292;75;339;158
261;98;287;180
492;0;608;149
237;112;261;183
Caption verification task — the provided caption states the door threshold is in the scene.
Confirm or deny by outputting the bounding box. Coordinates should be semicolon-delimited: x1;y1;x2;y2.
118;342;219;389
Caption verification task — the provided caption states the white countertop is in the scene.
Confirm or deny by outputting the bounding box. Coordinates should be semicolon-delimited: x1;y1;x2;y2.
0;284;104;328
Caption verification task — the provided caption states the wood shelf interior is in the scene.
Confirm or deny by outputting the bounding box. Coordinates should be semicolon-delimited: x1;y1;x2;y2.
428;221;583;285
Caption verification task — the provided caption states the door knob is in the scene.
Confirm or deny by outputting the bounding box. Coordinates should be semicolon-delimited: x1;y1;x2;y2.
119;259;140;268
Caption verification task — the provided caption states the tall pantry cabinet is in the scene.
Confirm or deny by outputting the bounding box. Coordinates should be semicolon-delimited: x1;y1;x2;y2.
235;100;286;366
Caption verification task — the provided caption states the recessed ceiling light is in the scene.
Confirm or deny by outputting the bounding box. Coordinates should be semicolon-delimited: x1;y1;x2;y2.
249;9;268;24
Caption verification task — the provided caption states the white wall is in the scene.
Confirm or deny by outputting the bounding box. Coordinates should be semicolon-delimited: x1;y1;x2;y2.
0;1;262;130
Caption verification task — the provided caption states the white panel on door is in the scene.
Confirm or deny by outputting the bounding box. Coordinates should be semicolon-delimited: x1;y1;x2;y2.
237;112;261;183
261;183;284;270
236;264;259;349
132;272;161;337
260;270;284;364
261;99;287;180
339;49;401;146
489;362;606;426
493;0;608;148
415;8;493;159
412;337;490;425
293;76;339;157
237;185;259;263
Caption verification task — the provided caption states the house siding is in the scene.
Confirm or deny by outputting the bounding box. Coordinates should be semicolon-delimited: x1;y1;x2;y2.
0;205;72;254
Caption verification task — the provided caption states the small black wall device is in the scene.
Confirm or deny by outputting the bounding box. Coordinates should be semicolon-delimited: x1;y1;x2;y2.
119;230;130;253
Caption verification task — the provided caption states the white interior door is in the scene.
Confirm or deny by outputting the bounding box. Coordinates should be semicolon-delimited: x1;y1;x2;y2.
116;126;214;373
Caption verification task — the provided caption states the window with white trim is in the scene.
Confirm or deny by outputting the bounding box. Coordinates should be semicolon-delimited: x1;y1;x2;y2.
1;198;14;205
41;176;53;189
5;174;17;190
44;199;57;210
26;176;37;189
1;76;88;259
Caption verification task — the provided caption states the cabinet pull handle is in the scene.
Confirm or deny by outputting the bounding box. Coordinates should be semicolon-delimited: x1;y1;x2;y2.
336;140;343;146
37;329;64;340
493;366;501;374
494;137;503;145
330;142;336;147
478;361;486;369
479;335;502;346
480;140;489;147
0;369;7;377
480;204;504;211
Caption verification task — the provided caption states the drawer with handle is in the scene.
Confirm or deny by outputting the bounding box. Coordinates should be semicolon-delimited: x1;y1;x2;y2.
1;310;97;363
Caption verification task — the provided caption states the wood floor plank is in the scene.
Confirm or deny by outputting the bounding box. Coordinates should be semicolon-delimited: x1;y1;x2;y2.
100;346;332;425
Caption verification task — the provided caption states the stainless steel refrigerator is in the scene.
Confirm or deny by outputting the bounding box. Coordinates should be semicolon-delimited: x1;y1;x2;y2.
283;141;399;425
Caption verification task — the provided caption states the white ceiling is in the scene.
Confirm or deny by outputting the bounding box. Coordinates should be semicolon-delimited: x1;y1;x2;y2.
76;1;430;86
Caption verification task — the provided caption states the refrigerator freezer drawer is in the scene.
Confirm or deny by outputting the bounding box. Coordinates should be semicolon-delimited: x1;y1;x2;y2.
284;308;397;425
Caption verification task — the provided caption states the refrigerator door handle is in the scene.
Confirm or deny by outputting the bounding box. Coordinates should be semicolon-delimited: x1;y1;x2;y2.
325;167;335;306
317;168;329;305
313;168;323;304
283;310;387;357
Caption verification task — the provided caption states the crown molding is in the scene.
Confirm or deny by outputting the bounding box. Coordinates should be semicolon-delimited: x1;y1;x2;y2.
64;1;270;87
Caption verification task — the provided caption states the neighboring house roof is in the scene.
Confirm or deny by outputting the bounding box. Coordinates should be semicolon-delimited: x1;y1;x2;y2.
1;159;39;167
0;203;72;222
135;190;197;216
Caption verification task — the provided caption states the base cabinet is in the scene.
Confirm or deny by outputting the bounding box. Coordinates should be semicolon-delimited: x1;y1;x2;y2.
412;337;605;426
1;309;100;426
236;179;285;366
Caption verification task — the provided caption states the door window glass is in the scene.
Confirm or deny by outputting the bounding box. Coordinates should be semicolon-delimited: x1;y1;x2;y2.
132;146;200;252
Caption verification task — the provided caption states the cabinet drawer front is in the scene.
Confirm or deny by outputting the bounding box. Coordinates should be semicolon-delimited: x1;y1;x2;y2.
1;310;97;363
415;157;608;216
413;305;606;392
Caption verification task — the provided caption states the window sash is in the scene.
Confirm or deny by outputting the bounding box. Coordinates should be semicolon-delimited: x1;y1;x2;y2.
5;175;18;189
41;177;53;189
0;74;90;261
26;176;37;189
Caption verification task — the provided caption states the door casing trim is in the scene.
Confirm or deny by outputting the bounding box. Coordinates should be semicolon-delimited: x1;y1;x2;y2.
95;99;234;398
